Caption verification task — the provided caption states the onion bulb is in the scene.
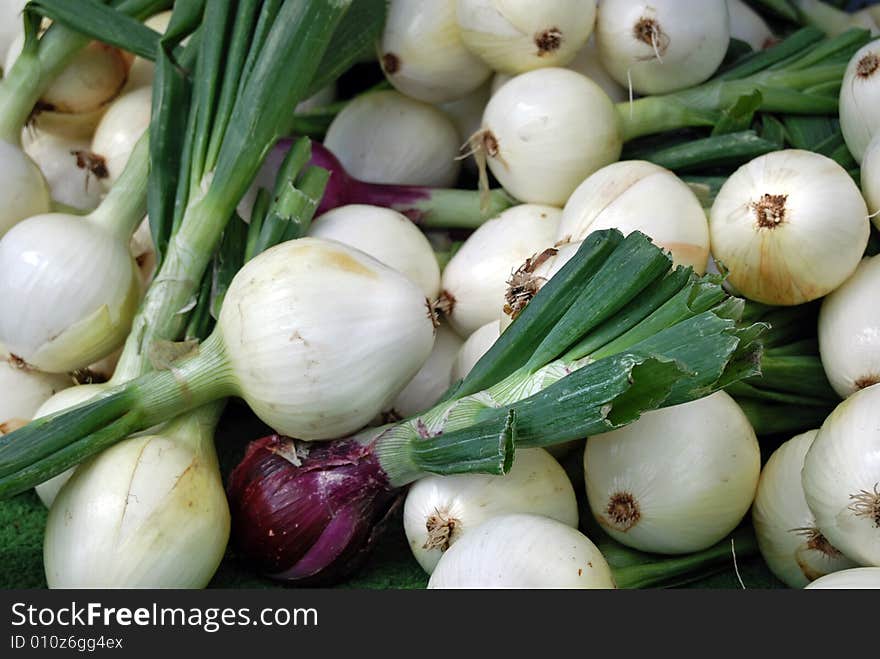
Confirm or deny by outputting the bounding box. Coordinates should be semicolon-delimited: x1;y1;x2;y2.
595;0;730;95
43;406;230;588
0;1;26;63
477;67;622;205
0;139;51;238
389;324;463;418
709;150;869;306
451;320;501;381
752;430;857;588
440;204;560;336
803;385;880;567
862;135;880;221
584;391;760;554
557;160;710;274
818;257;880;398
405;448;578;573
455;0;597;74
324;90;461;188
427;513;615;589
307;204;441;298
727;0;775;51
379;0;492;103
124;11;172;91
0;354;70;435
841;40;880;164
90;86;151;189
805;567;880;589
22;129;103;212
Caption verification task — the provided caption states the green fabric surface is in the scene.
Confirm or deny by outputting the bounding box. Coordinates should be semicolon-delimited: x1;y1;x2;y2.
0;405;786;590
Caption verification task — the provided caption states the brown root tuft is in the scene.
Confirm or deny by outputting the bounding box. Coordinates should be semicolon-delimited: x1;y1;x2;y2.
751;193;788;229
854;375;880;391
535;28;563;56
791;526;843;558
425;298;441;329
605;491;641;531
503;248;558;321
381;52;401;75
423;509;459;552
857;52;880;79
848;483;880;528
433;290;455;319
633;17;670;58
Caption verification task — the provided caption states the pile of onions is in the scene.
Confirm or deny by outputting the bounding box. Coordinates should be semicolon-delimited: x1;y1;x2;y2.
709;150;869;306
840;40;880;164
440;204;560;336
379;0;491;104
595;0;730;95
427;514;615;588
584;392;760;554
752;430;856;588
455;0;597;74
324;90;461;188
404;448;578;573
22;129;103;212
556;160;710;274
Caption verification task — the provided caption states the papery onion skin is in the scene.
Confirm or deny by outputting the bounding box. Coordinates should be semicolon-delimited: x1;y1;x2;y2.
324;90;461;188
427;513;615;589
480;67;622;206
596;0;730;95
404;448;578;573
803;386;880;567
709;150;869;306
819;257;880;399
752;430;857;588
558;161;710;274
380;0;492;104
455;0;597;74
0;140;51;238
840;39;880;164
218;238;436;440
804;567;880;589
584;391;760;554
227;435;398;584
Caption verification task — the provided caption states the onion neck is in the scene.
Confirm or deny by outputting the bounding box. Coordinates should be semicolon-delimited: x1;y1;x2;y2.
160;400;226;465
87;132;150;242
616;95;715;142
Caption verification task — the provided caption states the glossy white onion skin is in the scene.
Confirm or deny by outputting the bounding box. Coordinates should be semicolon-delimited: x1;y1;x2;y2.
818;257;880;399
405;448;578;573
0;1;27;61
727;0;774;51
596;0;730;95
440;204;561;336
308;204;441;298
324;90;461;188
805;567;880;589
709;150;869;306
0;140;51;238
455;0;597;74
481;67;622;205
803;385;880;567
91;86;152;189
451;320;501;381
22;130;102;212
0;214;141;373
218;238;436;440
391;324;463;418
752;430;857;588
0;358;70;434
840;40;880;163
558;160;710;273
861;134;880;222
428;513;614;589
584;391;760;554
124;11;172;91
379;0;492;103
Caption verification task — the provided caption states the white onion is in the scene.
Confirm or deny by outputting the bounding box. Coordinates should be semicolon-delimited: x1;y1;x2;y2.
795;0;878;38
124;11;172;91
805;567;880;589
438;81;491;146
405;448;578;573
22;129;103;212
390;324;463;418
427;513;615;589
709;149;869;306
451;319;501;381
379;0;492;103
818;257;880;398
90;86;151;189
0;213;141;372
862;134;880;221
557;160;710;274
0;139;51;238
596;0;730;95
841;40;880;164
455;0;597;74
44;408;229;588
803;385;880;567
307;204;441;298
752;430;857;588
727;0;774;51
218;238;436;440
440;204;561;336
324;90;461;187
584;391;760;554
0;356;70;435
0;1;27;63
478;67;622;205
